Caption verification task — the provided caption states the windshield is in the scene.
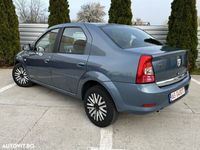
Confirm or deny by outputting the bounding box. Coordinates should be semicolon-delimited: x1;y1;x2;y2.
101;25;162;49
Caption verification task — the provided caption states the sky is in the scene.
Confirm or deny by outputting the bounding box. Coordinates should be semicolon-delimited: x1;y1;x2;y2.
43;0;200;25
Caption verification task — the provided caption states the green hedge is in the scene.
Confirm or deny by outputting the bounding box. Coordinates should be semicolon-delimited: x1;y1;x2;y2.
167;0;198;70
0;0;20;67
48;0;71;27
109;0;133;25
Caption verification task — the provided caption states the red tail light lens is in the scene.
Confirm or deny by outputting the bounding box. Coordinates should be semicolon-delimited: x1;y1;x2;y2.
136;55;155;84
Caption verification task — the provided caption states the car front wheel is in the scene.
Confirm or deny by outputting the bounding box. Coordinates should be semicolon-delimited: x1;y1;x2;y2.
12;63;33;87
84;85;118;127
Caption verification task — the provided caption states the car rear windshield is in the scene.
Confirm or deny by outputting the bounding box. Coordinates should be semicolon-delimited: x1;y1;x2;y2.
101;25;162;49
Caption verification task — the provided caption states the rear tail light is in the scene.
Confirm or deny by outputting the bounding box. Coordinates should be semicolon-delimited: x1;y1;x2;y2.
136;55;155;84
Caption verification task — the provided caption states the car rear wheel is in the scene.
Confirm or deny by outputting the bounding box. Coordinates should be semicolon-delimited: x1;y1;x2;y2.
12;63;34;87
84;85;118;127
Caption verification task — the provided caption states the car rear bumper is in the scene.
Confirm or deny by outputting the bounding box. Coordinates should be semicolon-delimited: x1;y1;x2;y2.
106;74;191;114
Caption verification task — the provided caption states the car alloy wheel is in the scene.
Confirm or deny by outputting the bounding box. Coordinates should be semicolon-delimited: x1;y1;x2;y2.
84;86;118;127
86;93;107;122
14;67;29;85
12;63;33;87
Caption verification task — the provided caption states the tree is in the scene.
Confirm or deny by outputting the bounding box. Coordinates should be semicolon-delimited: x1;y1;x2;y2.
109;0;132;25
4;0;20;65
14;0;47;23
167;0;198;70
77;3;106;23
0;0;20;66
0;0;9;66
48;0;71;27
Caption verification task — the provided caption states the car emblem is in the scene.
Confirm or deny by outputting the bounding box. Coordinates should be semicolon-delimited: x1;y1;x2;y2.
177;57;182;67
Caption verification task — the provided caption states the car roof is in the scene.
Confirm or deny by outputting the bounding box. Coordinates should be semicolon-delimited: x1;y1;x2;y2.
48;22;132;30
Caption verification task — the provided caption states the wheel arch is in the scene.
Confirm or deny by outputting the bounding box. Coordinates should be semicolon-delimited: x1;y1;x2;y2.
77;71;124;112
14;56;24;65
81;80;104;100
15;60;20;65
78;71;111;99
81;80;118;111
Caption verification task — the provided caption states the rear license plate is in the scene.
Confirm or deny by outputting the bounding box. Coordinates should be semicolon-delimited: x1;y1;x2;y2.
170;87;185;102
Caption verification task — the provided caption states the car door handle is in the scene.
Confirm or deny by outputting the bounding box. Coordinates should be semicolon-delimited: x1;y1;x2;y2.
77;62;86;67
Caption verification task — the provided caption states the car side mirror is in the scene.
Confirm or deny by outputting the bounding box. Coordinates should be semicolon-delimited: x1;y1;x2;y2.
22;44;32;51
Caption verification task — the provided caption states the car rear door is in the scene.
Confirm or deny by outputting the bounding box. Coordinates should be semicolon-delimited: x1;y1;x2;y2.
51;25;92;94
25;28;60;85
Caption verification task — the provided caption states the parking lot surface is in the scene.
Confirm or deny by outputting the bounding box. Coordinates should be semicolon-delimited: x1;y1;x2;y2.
0;69;200;150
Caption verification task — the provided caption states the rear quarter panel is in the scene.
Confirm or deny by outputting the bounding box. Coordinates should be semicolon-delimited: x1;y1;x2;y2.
84;24;140;84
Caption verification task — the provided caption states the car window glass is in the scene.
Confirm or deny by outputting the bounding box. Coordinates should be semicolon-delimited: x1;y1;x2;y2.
59;28;87;54
36;29;59;53
101;26;162;49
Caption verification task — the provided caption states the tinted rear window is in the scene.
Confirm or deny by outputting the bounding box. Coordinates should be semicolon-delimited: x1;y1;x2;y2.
101;25;162;49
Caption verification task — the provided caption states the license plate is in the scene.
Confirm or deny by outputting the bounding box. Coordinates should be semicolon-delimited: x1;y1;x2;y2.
170;87;185;102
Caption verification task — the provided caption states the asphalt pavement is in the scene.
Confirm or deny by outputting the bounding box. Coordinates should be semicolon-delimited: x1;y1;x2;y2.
0;69;200;150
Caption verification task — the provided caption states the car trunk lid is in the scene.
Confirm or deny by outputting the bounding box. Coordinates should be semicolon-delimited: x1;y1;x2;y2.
152;50;188;86
126;46;188;86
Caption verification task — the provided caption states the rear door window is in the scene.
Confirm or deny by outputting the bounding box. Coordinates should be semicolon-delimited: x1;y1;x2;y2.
59;28;87;54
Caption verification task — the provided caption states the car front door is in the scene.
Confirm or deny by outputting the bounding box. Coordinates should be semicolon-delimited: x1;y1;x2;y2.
25;29;60;85
51;26;91;94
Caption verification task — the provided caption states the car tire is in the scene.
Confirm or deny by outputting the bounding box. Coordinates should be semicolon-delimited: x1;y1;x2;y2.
84;85;118;127
12;63;34;87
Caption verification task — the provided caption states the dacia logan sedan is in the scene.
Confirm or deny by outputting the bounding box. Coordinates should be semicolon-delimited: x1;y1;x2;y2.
13;23;191;127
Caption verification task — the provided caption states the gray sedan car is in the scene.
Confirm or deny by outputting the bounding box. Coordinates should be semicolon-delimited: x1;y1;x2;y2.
13;23;191;127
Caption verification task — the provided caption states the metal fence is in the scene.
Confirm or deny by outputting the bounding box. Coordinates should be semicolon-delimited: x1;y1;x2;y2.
138;26;200;62
19;24;200;62
19;24;48;45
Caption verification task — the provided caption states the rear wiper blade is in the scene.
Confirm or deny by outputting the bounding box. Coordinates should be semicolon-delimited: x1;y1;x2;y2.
144;38;163;45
